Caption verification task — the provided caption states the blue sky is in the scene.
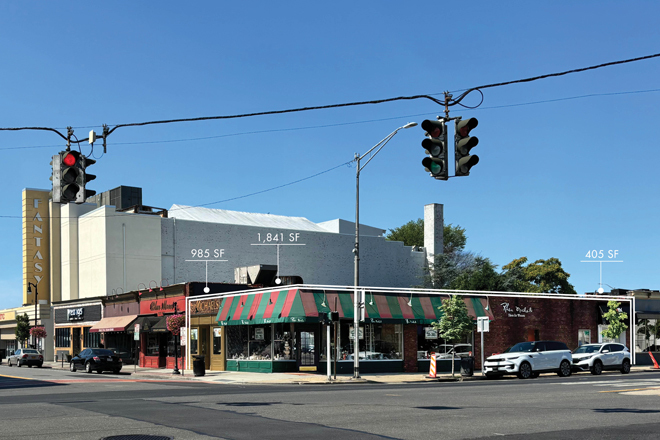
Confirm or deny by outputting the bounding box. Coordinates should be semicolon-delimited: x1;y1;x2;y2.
1;1;659;309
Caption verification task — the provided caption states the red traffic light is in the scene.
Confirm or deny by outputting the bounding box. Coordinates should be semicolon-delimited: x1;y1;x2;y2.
62;152;77;167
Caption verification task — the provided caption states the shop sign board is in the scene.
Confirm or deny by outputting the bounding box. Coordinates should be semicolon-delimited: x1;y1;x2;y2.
501;302;533;318
140;296;186;316
190;299;221;316
67;308;84;321
0;311;15;322
424;327;438;339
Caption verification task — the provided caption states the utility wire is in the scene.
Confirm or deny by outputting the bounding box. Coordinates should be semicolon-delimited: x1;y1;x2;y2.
2;87;660;152
0;159;356;220
1;52;659;140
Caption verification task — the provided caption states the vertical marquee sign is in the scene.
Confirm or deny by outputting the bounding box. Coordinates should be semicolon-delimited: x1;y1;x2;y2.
23;189;51;306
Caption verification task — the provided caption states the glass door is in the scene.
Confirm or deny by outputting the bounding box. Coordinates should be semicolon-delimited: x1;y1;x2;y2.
297;325;318;371
72;327;81;355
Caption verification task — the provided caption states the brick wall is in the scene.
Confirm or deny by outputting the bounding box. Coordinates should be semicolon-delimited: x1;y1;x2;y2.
403;324;418;372
473;296;607;369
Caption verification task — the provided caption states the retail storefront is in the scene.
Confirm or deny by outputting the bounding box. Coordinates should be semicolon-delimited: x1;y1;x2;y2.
53;299;103;360
189;298;224;371
137;286;186;369
89;292;140;364
186;285;633;374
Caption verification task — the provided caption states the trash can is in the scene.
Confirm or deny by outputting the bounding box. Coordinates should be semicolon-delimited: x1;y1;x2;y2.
460;356;474;377
193;355;206;377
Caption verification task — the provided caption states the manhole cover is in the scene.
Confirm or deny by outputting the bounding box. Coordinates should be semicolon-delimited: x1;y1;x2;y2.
101;436;173;440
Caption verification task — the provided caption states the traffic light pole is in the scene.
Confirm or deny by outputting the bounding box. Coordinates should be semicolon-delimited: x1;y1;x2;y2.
353;122;417;379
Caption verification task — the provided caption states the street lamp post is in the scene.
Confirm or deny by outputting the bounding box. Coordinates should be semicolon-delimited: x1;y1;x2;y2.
352;122;418;379
26;282;38;349
173;302;181;375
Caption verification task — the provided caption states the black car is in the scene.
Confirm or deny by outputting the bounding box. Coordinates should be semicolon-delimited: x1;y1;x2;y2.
70;348;122;374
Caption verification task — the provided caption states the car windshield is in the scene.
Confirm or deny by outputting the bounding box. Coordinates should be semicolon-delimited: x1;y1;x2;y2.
22;349;39;354
504;342;535;353
573;345;602;354
90;349;115;356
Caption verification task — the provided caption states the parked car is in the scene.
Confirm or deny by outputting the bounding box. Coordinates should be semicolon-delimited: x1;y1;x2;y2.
7;348;43;368
483;341;573;379
572;343;631;375
69;348;122;374
435;344;473;359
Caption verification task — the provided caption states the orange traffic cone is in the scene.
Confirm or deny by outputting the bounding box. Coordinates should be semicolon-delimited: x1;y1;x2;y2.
428;354;437;378
649;352;659;369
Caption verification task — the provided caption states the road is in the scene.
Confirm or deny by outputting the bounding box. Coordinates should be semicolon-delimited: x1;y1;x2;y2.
2;364;660;439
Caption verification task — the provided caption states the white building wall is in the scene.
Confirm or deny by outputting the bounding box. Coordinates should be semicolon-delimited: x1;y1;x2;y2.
60;203;96;301
78;207;163;296
163;218;425;288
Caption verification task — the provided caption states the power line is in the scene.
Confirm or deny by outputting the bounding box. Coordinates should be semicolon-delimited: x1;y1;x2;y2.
1;52;659;141
2;87;660;152
0;159;356;220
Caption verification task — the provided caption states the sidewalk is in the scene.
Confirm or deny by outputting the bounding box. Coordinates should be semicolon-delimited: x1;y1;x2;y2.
42;361;657;385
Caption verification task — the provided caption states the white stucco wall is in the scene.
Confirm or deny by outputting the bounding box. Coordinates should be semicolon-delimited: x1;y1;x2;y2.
162;218;425;288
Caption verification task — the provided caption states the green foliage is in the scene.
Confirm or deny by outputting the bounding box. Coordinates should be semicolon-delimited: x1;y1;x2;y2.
601;300;629;341
501;257;577;294
385;218;466;254
450;257;503;291
433;296;473;342
15;313;31;345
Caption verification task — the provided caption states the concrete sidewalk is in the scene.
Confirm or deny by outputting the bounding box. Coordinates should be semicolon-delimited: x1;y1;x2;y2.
42;361;657;385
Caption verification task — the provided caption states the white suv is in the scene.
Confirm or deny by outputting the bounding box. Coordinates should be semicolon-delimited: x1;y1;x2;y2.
484;341;573;379
572;343;631;375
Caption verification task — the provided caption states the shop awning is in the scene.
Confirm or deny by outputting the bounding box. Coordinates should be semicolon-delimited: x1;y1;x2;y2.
151;316;169;333
216;289;494;326
89;315;139;333
126;316;160;333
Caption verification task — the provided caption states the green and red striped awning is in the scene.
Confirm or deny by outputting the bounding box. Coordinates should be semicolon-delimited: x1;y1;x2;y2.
216;289;494;326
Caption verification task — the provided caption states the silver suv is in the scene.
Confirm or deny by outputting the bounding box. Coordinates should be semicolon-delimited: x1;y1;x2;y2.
572;343;631;375
484;340;573;379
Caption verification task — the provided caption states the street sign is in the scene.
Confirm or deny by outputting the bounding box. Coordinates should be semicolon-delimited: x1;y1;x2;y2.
477;316;490;332
134;323;140;341
180;327;187;346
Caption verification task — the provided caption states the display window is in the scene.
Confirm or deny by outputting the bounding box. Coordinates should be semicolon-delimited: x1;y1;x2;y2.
146;334;160;356
416;325;472;359
328;323;403;361
212;328;222;355
190;328;199;354
273;323;297;361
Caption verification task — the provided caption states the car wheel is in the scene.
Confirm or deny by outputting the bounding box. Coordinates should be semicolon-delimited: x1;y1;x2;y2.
558;360;572;377
69;362;76;372
96;368;103;374
113;369;121;374
85;362;93;374
37;363;42;368
591;360;603;375
7;359;11;367
621;359;631;374
16;361;21;368
517;362;532;379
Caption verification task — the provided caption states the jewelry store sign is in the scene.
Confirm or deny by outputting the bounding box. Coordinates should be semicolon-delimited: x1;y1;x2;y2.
501;302;533;318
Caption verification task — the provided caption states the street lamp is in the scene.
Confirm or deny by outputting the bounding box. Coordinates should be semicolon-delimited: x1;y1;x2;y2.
26;282;38;349
353;122;418;379
173;302;181;375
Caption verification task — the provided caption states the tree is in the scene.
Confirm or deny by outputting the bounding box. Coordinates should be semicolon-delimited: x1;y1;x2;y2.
501;257;577;295
450;257;504;291
433;295;473;377
602;300;629;342
15;313;30;347
385;218;467;254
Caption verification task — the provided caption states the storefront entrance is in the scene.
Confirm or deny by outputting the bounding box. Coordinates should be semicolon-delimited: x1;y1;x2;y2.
297;325;318;371
72;328;81;355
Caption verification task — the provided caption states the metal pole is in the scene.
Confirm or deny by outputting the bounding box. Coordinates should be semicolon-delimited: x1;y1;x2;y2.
173;303;180;374
480;327;484;377
353;155;361;379
326;324;331;380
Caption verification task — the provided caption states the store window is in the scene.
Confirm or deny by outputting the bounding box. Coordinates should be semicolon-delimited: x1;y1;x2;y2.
146;334;160;356
190;329;199;354
227;326;248;360
336;323;403;360
273;323;296;361
83;327;101;348
166;334;182;357
212;328;222;355
226;325;275;360
55;328;71;348
416;325;472;359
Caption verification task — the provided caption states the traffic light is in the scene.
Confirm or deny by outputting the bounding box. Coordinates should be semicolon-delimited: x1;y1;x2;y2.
454;117;479;176
421;119;448;180
56;151;97;204
50;154;62;203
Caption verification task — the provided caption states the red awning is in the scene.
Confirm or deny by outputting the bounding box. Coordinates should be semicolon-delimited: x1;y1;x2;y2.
89;315;139;333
